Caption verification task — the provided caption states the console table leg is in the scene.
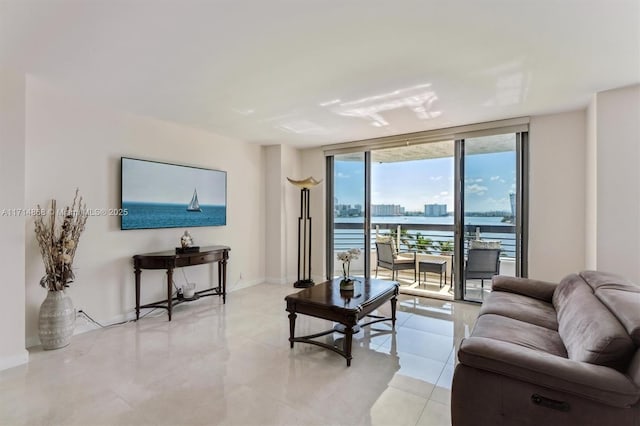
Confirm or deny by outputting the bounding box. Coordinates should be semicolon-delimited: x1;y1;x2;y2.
288;312;297;348
167;268;174;321
134;265;141;320
222;259;227;304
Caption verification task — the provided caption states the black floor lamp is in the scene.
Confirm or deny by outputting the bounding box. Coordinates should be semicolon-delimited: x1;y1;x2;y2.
287;177;322;288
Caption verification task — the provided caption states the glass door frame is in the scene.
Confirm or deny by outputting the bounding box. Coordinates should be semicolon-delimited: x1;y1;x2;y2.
326;132;529;299
453;132;529;301
326;152;372;280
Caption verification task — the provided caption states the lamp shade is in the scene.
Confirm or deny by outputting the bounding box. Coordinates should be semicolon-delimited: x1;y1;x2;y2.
287;177;322;189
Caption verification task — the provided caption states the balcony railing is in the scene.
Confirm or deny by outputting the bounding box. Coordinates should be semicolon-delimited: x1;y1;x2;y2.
334;222;516;258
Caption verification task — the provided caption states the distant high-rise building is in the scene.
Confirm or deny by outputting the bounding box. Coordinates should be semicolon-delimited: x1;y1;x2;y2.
372;204;404;216
509;192;516;216
424;203;447;217
335;203;362;217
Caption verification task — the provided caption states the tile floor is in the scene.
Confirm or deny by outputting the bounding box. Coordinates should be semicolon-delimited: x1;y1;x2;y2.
0;283;480;426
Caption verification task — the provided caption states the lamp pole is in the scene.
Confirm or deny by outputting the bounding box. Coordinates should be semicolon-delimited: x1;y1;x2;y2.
287;177;322;288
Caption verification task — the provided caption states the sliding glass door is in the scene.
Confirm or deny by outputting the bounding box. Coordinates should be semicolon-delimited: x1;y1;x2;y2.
458;133;526;302
369;141;456;297
326;130;528;303
328;152;368;279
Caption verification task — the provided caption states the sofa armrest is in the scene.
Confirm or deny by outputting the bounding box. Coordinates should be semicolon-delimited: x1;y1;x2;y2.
491;275;557;302
458;336;639;408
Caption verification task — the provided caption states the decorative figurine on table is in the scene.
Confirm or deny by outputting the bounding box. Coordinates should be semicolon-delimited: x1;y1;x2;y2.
176;230;199;253
181;230;193;248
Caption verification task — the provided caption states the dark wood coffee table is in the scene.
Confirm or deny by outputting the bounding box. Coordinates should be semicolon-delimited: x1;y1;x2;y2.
285;278;399;366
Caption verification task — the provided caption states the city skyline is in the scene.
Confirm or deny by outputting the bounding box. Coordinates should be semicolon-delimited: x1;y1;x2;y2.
335;150;516;213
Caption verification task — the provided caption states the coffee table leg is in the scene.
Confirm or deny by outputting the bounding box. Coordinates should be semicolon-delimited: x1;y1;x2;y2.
345;326;353;367
288;312;297;348
391;296;397;328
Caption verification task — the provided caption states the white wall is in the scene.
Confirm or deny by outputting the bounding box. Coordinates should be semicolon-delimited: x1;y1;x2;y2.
264;146;283;282
281;145;302;282
300;148;326;282
594;84;640;282
585;96;598;269
0;70;29;370
528;111;586;281
263;144;302;285
24;78;266;345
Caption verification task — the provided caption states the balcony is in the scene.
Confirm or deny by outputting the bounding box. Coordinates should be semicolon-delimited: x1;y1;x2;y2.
333;222;517;300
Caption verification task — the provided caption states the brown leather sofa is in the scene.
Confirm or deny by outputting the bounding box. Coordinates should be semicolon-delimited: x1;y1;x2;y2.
451;271;640;426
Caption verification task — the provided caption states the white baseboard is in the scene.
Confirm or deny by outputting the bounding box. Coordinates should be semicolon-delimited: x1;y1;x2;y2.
25;335;39;349
0;349;29;371
25;279;267;349
264;275;328;286
228;277;264;291
26;310;139;348
264;277;288;285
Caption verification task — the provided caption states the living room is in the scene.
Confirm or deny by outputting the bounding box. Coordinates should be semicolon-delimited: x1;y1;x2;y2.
1;1;639;425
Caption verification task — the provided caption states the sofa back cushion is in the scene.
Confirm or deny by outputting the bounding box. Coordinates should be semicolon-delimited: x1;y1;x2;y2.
580;270;640;346
553;273;635;371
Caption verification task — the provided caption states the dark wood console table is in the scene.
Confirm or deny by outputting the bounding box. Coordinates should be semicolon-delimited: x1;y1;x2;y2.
133;245;230;321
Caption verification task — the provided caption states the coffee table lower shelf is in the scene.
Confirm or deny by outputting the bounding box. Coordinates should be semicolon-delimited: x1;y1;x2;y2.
288;314;392;366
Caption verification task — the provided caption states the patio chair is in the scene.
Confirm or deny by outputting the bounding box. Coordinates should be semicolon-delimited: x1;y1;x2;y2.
375;241;416;282
464;248;501;289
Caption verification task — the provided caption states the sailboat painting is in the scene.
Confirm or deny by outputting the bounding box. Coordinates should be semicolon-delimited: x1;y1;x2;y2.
187;189;202;212
121;157;226;230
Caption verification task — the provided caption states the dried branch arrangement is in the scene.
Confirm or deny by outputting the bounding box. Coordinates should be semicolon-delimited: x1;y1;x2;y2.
34;189;88;291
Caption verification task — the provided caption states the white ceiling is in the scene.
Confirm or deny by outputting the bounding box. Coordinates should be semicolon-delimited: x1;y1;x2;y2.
1;0;639;148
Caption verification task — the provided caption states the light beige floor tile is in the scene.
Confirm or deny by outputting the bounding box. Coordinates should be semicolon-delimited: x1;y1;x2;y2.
430;385;452;406
388;373;436;399
402;315;455;337
378;327;454;363
0;282;480;426
369;387;428;426
436;365;456;390
416;400;452;426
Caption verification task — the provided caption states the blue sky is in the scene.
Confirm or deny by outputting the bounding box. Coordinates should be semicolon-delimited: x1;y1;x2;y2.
122;158;226;205
335;151;516;212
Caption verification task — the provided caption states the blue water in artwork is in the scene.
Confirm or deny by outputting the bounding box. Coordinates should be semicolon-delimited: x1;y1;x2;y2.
121;202;226;230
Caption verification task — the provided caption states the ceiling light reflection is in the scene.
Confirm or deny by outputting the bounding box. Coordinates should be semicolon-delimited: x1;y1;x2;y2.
325;83;442;127
276;119;331;135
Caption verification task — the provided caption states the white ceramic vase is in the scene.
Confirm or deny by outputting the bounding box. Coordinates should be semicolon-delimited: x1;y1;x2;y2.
38;290;75;350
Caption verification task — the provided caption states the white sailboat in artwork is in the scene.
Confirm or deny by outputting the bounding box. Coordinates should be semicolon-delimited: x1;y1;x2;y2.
187;188;202;212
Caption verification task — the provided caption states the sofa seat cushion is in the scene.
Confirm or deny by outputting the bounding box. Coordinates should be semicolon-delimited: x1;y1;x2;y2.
553;273;635;371
472;314;567;357
480;291;558;331
457;337;640;408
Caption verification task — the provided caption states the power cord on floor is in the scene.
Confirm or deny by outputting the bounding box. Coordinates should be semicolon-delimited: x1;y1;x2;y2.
77;306;160;328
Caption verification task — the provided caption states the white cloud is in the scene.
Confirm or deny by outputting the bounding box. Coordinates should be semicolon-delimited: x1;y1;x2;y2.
475;178;483;183
440;191;449;196
490;176;500;181
500;179;506;184
430;176;443;181
336;172;350;178
466;184;488;195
